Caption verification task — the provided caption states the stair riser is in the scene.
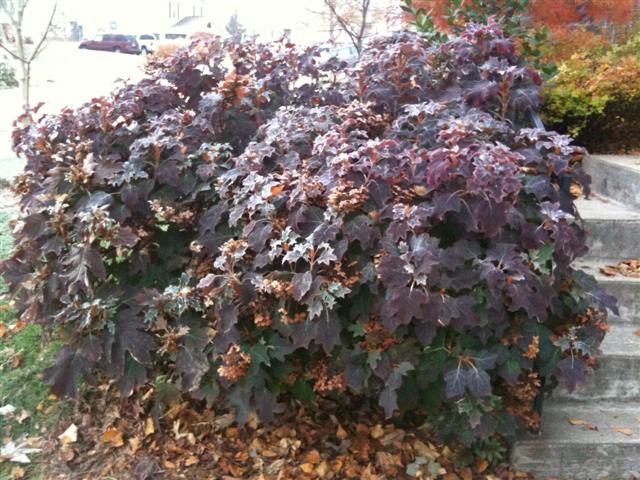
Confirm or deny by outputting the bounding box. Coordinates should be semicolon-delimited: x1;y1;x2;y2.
599;280;640;323
554;356;640;401
585;156;640;210
584;219;640;260
511;443;640;480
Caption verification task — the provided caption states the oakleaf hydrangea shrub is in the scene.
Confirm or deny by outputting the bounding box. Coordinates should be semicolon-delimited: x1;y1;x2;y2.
1;20;617;444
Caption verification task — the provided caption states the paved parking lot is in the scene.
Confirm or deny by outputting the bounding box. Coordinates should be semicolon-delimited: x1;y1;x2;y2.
0;41;146;181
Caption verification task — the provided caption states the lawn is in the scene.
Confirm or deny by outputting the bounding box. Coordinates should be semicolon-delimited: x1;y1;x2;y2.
0;209;69;479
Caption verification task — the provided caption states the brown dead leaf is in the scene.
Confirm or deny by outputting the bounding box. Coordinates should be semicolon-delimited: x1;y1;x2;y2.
599;266;619;277
336;425;348;440
634;329;640;338
11;466;25;479
59;447;75;463
567;419;587;426
476;458;489;473
300;462;315;474
612;427;634;436
370;424;384;439
567;418;598;430
379;429;404;446
102;427;125;447
570;182;583;198
0;322;7;338
413;185;428;196
15;410;30;424
11;353;23;369
316;461;329;477
413;440;438;460
303;449;321;464
144;417;155;436
128;437;140;454
270;185;284;197
185;455;199;466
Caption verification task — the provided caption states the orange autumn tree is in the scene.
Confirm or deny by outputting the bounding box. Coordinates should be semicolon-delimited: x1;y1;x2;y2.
409;0;636;30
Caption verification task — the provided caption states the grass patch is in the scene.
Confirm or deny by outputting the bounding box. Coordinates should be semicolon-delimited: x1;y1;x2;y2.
0;207;69;479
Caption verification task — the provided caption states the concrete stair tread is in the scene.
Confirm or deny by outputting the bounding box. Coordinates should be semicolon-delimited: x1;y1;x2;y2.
575;195;640;221
512;403;640;478
517;403;640;445
600;323;640;357
575;259;640;285
589;154;640;175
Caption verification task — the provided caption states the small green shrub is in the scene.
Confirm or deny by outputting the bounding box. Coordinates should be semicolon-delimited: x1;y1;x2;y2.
542;33;640;152
0;61;18;89
1;21;616;447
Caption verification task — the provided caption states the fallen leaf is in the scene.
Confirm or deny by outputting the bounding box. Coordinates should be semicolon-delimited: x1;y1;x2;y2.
102;427;125;447
634;330;640;338
599;266;618;277
612;427;634;436
300;463;315;474
316;461;329;477
11;466;25;479
0;441;42;463
303;449;321;464
270;185;284;197
128;437;140;454
413;185;428;196
185;455;199;466
567;419;587;426
15;410;30;424
336;425;348;440
0;322;7;338
570;182;583;198
144;417;155;436
11;353;22;369
370;424;384;439
413;440;438;461
0;405;16;416
58;424;78;446
476;458;489;473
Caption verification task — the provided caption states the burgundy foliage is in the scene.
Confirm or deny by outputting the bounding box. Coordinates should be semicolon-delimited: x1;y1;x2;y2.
1;20;616;443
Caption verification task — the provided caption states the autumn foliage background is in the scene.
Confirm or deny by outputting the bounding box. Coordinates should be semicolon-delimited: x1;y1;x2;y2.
409;0;640;152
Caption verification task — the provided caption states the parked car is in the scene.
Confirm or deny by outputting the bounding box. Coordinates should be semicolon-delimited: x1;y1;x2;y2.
137;33;159;54
78;33;141;54
318;44;359;64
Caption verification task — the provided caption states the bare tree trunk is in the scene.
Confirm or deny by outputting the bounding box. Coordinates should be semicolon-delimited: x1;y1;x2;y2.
0;0;56;110
22;62;30;108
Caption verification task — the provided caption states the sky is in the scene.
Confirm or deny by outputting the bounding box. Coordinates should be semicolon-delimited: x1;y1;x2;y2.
5;0;400;46
54;0;332;41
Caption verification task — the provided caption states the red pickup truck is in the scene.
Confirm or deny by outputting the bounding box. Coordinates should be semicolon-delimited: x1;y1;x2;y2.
78;33;141;54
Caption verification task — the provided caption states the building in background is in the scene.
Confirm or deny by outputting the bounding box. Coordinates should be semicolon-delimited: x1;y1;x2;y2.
51;0;401;47
57;0;215;38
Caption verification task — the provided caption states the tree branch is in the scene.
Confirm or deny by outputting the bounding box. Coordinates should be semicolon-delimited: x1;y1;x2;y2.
323;0;363;52
28;1;56;64
0;41;24;62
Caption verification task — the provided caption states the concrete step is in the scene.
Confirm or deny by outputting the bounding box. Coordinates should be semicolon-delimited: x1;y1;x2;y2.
575;260;640;323
511;402;640;479
554;323;640;401
575;196;640;260
585;155;640;210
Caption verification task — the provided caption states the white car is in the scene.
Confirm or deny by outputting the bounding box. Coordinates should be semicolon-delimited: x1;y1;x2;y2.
156;32;189;48
137;33;159;54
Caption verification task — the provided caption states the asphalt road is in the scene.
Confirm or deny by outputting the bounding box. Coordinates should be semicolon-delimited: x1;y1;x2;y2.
0;40;146;181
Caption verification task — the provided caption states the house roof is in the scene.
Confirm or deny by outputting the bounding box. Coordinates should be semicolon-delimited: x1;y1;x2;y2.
170;16;212;30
